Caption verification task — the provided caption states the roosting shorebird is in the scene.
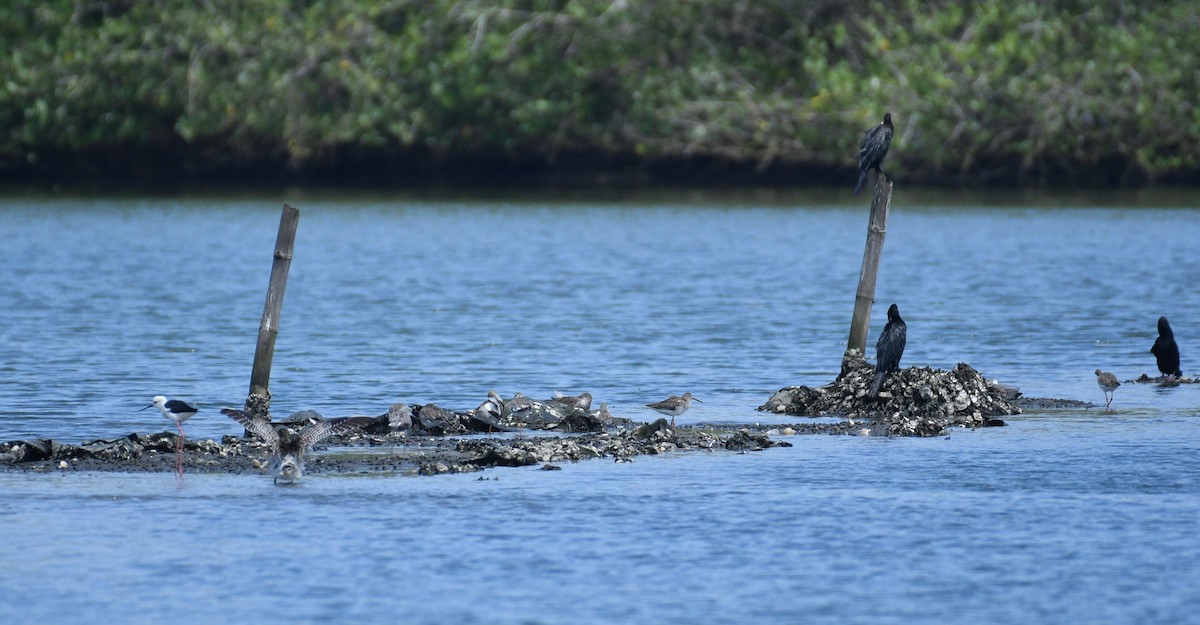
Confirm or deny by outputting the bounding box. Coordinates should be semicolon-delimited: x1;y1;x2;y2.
645;392;700;427
1095;369;1121;409
550;391;592;412
855;112;894;196
220;408;373;484
140;395;199;478
869;303;907;398
1151;316;1182;380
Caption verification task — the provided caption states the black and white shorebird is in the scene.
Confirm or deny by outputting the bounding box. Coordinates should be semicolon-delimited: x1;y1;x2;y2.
140;395;199;477
1151;316;1182;380
220;408;373;484
869;303;907;398
1095;369;1121;409
645;392;700;427
855;112;894;196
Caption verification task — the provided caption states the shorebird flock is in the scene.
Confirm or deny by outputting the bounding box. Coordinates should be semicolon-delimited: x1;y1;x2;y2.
139;314;1181;480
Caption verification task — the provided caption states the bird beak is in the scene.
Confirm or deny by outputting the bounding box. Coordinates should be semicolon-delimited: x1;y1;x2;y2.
694;398;703;403
138;404;153;411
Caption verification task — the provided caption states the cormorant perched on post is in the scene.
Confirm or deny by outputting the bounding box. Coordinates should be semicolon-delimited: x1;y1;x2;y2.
869;303;907;397
1151;316;1182;379
855;112;894;196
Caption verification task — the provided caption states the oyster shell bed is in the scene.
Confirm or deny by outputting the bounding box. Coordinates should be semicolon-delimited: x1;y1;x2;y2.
0;419;796;477
758;355;1021;437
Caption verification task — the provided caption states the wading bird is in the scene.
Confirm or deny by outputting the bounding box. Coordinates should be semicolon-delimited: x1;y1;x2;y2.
645;392;700;428
220;408;373;484
140;395;198;478
1094;369;1121;409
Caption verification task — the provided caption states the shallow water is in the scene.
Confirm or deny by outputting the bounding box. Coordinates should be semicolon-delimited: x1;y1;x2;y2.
1;190;1198;623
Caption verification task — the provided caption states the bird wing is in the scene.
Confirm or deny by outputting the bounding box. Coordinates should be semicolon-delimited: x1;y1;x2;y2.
164;399;199;414
220;408;279;447
298;416;374;449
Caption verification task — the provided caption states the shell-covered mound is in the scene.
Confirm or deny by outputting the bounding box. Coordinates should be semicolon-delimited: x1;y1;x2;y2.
758;356;1020;437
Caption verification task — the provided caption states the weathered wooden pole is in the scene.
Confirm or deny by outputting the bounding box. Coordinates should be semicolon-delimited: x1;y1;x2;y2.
845;178;893;370
245;204;300;420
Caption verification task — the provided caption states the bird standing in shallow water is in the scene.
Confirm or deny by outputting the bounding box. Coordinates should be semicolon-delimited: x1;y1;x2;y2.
855;112;894;196
140;395;198;478
221;408;373;484
645;392;700;427
1151;316;1182;380
869;304;907;398
1095;369;1121;409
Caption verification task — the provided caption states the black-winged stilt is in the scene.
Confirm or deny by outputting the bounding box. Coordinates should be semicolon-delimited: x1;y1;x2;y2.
220;408;373;484
140;395;198;477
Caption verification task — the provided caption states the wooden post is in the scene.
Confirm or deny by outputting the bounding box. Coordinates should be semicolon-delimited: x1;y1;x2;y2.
845;178;893;370
245;204;300;420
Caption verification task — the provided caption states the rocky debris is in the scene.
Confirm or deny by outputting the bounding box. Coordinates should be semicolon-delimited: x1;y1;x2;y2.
1130;374;1195;385
0;420;793;477
759;356;1021;437
1012;397;1094;410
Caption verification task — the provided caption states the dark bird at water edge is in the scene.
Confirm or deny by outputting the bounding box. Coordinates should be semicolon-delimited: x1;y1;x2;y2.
869;303;907;397
1150;316;1182;379
855;112;894;196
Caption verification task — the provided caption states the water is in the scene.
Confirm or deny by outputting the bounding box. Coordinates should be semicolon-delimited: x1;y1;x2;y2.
1;190;1198;623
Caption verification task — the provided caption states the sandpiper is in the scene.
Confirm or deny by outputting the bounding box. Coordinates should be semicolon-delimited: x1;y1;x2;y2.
476;390;505;420
221;408;373;484
386;403;413;432
550;391;592;412
140;395;198;478
645;392;700;427
1094;369;1121;409
505;392;533;420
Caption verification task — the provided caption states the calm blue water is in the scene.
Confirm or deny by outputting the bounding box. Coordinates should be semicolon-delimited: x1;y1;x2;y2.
1;191;1198;623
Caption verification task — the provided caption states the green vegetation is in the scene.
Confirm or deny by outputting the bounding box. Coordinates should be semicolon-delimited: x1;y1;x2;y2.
1;1;1197;185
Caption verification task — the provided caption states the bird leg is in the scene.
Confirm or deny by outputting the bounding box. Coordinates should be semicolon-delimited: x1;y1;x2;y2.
176;422;186;478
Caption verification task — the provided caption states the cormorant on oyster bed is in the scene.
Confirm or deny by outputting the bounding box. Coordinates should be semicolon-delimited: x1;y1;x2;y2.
855;112;894;196
1151;316;1182;379
869;303;907;397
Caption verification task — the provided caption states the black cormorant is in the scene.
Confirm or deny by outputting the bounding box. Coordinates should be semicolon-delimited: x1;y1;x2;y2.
869;303;907;397
855;112;894;196
1151;316;1182;378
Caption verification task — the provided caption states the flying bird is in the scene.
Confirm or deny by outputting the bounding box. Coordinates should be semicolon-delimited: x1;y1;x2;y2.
869;303;907;397
1094;369;1120;409
855;112;894;196
1150;316;1182;379
221;408;373;484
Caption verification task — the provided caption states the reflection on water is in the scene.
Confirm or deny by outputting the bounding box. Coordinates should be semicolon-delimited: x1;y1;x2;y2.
0;191;1198;623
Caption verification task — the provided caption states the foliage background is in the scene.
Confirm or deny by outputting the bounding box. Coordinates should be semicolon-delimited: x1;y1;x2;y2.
2;0;1197;185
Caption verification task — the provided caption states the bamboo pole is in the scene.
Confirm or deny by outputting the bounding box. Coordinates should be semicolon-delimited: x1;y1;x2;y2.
245;204;300;420
845;178;893;369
